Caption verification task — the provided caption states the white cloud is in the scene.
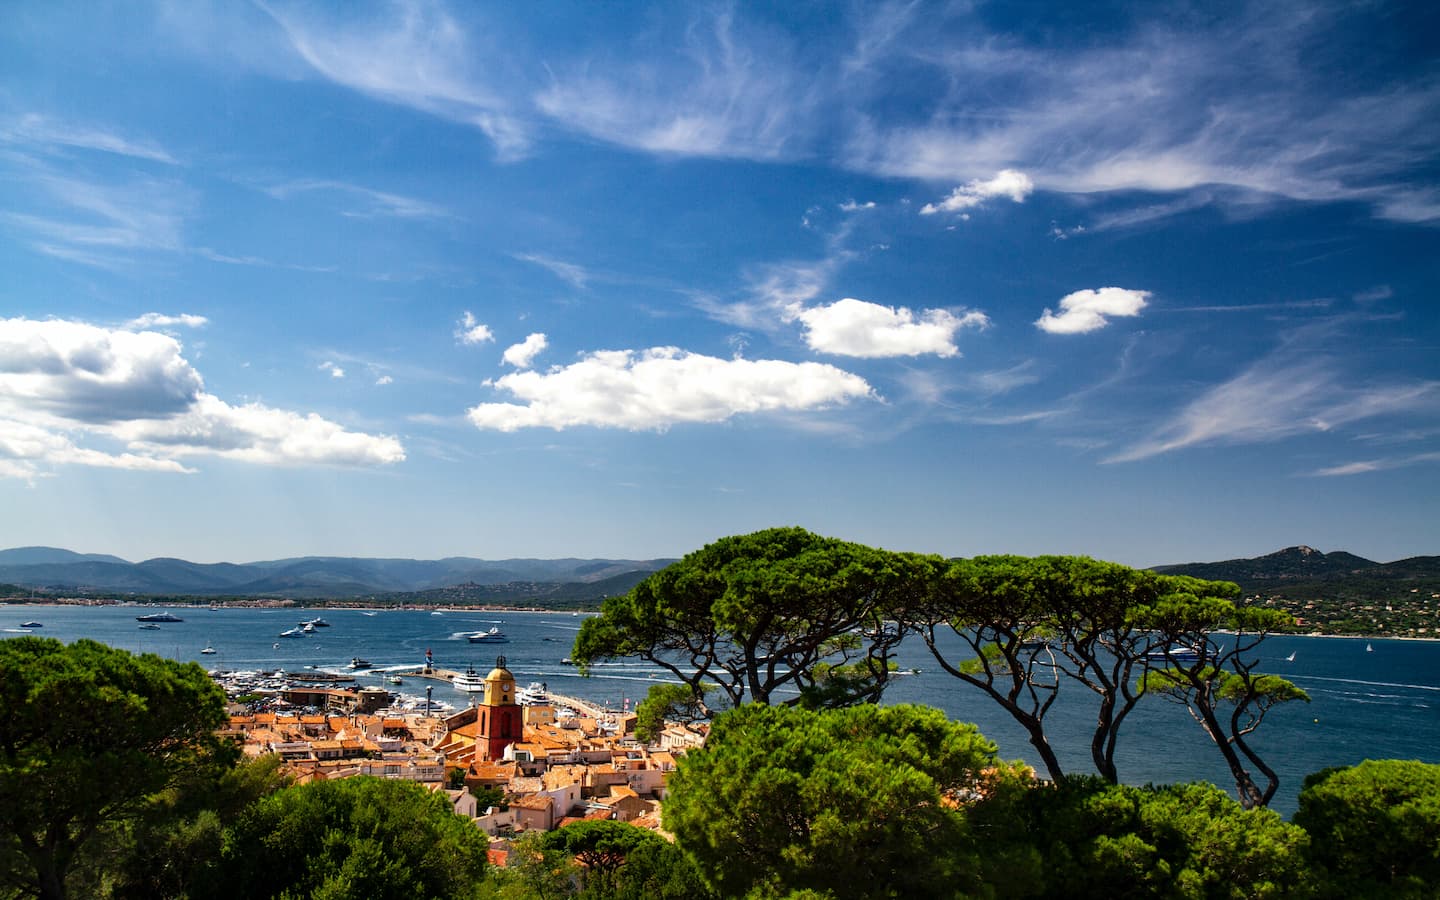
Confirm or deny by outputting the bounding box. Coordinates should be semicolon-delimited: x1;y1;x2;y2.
502;333;548;369
456;312;494;345
795;298;988;358
259;0;529;159
1308;452;1440;478
467;347;873;431
1108;358;1439;464
512;253;588;289
128;313;208;330
375;375;394;386
263;179;449;219
1036;288;1151;335
534;8;811;159
320;361;345;379
0;317;404;477
920;170;1034;215
839;199;876;212
1;113;178;164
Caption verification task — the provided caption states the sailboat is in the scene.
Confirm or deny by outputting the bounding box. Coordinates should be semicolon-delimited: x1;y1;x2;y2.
1285;651;1296;662
1366;642;1374;652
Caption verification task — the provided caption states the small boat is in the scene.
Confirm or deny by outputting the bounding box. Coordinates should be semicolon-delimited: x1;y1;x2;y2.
349;657;372;670
559;657;575;666
452;666;487;692
272;642;280;649
136;612;185;623
301;623;316;634
1285;651;1296;662
19;621;41;628
278;627;305;638
361;611;377;617
1147;646;1201;664
201;643;217;655
1366;642;1374;652
468;627;508;644
138;624;161;630
302;617;331;627
387;675;403;685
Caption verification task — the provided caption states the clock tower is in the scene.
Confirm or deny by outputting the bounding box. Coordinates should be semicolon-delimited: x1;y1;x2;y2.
477;656;523;762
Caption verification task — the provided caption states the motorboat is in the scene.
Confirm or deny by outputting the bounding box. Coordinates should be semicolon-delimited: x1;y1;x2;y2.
301;623;316;634
138;624;162;630
387;675;403;685
278;627;305;638
1147;646;1201;664
452;666;488;692
19;621;41;628
136;612;185;623
559;657;575;665
302;617;331;627
468;627;508;644
349;658;372;670
201;643;217;655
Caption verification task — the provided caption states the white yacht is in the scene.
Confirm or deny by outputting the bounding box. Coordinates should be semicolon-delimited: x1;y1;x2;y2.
516;681;550;706
452;666;487;692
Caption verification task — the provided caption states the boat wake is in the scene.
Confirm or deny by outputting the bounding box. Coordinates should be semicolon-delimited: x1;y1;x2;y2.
1290;674;1440;693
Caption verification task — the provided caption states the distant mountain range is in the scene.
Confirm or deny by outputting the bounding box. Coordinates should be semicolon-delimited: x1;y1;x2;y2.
4;544;1436;603
0;546;675;600
1152;545;1440;599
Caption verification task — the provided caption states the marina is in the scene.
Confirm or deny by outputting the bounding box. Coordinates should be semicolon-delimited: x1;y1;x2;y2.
5;604;1438;815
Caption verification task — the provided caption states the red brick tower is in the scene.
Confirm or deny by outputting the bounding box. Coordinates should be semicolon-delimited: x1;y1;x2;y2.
478;656;523;761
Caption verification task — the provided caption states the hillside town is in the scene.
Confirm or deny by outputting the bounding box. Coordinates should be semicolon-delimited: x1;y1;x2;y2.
217;656;704;868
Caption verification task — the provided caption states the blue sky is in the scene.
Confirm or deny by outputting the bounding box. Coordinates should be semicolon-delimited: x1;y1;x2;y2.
1;1;1436;566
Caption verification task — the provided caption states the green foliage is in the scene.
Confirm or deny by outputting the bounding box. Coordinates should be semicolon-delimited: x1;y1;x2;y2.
1295;759;1440;898
664;702;1011;899
207;776;488;900
1022;778;1312;899
632;682;710;744
0;637;229;900
538;820;710;900
471;783;507;812
574;527;942;711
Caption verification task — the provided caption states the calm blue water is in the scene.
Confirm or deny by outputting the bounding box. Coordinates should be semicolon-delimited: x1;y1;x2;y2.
6;605;1437;816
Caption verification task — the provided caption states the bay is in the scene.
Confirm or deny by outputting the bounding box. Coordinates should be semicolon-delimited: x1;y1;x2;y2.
6;604;1437;817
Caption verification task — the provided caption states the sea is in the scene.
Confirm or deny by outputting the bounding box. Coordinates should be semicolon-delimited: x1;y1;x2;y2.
6;604;1438;817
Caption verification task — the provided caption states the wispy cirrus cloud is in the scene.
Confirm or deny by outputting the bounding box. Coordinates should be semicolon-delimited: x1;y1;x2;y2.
0;113;178;165
534;8;814;160
257;0;529;159
1107;352;1440;464
263;179;449;219
842;3;1440;222
468;347;873;431
512;253;588;289
1307;452;1440;478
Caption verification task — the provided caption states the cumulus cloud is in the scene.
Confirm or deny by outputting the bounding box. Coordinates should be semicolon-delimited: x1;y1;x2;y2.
456;312;494;345
920;170;1033;215
375;374;394;386
839;199;876;212
467;347;873;431
795;298;988;358
126;312;209;329
319;361;345;379
0;317;404;477
502;333;548;369
1036;288;1150;335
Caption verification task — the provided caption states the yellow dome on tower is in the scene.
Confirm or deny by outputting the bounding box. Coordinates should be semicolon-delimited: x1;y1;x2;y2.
482;655;516;707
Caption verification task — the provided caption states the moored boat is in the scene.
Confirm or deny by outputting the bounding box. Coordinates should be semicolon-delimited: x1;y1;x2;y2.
136;612;185;623
452;666;488;692
201;642;217;655
302;617;331;627
278;627;305;638
517;681;550;706
19;621;42;628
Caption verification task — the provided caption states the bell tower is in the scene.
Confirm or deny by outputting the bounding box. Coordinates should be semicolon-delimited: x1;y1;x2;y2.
477;656;523;761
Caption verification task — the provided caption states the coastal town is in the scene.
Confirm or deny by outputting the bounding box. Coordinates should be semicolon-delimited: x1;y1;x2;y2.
216;655;704;868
